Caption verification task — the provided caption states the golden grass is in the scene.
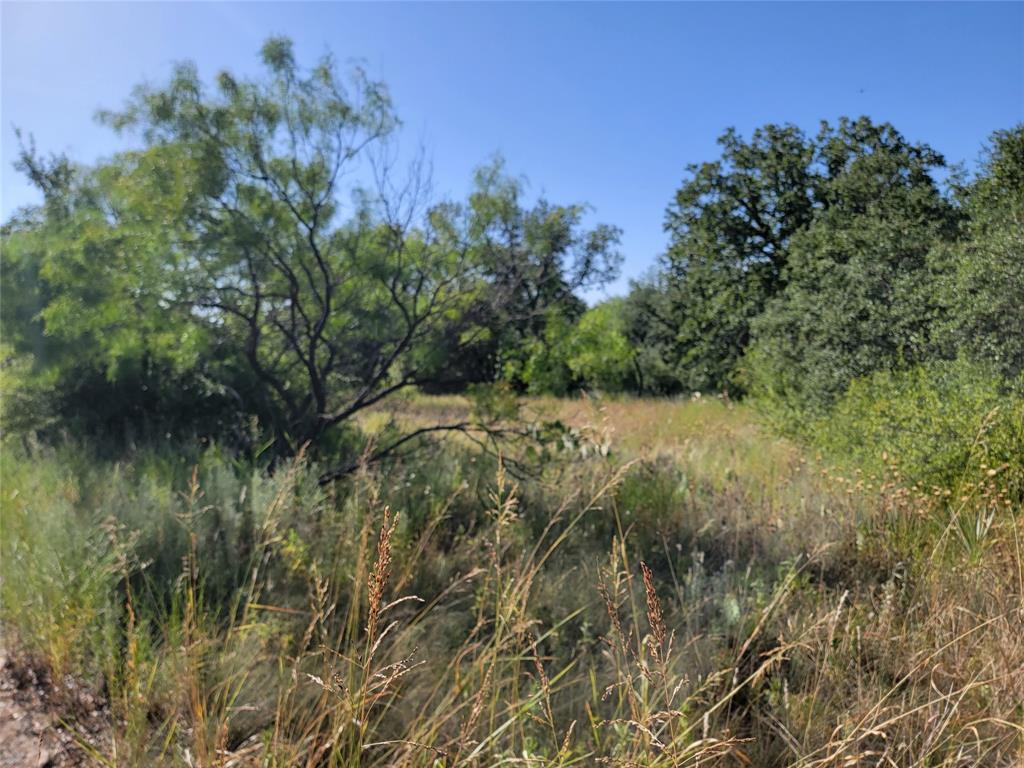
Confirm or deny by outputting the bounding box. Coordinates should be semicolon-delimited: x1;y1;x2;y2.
1;396;1021;766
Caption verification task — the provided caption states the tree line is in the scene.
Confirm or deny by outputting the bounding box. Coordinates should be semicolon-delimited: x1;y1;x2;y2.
3;38;1021;480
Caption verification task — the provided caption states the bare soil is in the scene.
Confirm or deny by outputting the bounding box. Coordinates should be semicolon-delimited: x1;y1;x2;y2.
0;651;106;768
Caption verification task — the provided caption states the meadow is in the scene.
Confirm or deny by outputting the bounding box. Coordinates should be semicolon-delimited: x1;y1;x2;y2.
2;395;1021;766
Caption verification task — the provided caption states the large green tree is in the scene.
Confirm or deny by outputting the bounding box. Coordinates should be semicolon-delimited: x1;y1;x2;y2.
657;123;818;393
2;137;243;443
746;118;957;413
940;125;1024;383
463;159;622;390
1;38;623;475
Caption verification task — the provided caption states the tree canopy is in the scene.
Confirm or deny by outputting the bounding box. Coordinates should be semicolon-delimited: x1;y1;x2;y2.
3;36;1020;477
1;38;621;474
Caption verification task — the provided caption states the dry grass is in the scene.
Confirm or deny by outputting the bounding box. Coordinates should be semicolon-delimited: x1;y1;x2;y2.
1;397;1021;766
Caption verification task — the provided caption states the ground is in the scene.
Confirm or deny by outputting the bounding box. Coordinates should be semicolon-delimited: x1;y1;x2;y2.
0;651;103;768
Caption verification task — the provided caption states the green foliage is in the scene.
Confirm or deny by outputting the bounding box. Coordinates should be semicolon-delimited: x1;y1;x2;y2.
939;125;1024;381
618;275;686;395
2;41;619;474
656;123;818;394
814;359;1024;495
512;309;576;395
466;158;623;391
565;298;635;392
640;116;1011;412
747;118;956;413
503;299;637;396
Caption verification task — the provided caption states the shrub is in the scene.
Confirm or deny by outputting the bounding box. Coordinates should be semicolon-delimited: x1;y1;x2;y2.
813;359;1024;496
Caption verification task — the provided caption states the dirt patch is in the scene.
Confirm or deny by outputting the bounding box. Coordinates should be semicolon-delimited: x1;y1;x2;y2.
0;651;107;768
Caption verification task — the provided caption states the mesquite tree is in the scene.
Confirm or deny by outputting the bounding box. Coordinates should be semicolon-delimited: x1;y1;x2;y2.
3;38;622;477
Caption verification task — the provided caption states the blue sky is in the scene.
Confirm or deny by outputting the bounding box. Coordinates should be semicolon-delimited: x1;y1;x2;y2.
3;2;1022;298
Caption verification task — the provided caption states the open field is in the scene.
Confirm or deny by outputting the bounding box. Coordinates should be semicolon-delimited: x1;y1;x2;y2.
2;397;1021;766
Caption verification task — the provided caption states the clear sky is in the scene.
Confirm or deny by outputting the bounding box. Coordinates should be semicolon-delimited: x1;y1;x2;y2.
3;2;1022;298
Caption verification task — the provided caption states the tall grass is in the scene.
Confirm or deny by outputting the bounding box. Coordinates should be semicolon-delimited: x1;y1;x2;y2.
1;399;1021;765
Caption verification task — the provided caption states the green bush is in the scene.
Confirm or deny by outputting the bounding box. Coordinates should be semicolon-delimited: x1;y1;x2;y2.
566;298;636;393
812;359;1024;495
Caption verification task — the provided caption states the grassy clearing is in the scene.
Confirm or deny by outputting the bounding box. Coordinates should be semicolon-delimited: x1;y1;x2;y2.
1;397;1021;766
